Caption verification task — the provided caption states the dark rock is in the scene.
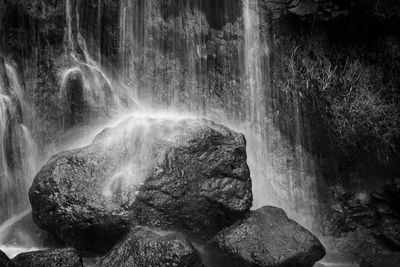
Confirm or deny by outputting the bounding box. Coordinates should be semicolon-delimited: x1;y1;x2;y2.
0;250;15;267
213;206;325;267
102;226;203;267
350;209;376;228
384;178;400;212
360;254;400;267
288;0;317;16
61;69;86;129
316;205;357;236
12;248;82;267
375;222;400;250
376;203;393;216
29;117;252;253
371;192;387;202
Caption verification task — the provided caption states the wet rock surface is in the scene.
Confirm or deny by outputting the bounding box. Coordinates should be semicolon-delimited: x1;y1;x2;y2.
316;179;400;263
213;206;326;267
0;250;14;267
12;248;82;267
29;117;252;253
360;253;400;267
102;226;203;267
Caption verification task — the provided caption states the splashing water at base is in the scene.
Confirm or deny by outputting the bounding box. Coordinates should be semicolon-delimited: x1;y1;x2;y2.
0;210;30;243
0;62;43;258
0;210;45;259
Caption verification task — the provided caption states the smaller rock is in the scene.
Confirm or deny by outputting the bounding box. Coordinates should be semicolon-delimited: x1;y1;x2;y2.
350;209;376;228
376;204;393;216
0;250;15;267
375;222;400;250
12;248;83;267
384;178;400;212
288;0;317;16
319;209;357;236
102;226;203;267
370;192;387;202
360;254;400;267
213;206;326;267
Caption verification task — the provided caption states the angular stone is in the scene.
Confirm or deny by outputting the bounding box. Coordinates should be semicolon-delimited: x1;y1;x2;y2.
102;226;203;267
213;206;326;267
12;248;82;267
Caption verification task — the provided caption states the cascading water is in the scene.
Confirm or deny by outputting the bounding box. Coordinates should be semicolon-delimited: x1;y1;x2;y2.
59;0;137;132
0;61;42;256
241;0;319;227
113;0;320;229
1;0;323;263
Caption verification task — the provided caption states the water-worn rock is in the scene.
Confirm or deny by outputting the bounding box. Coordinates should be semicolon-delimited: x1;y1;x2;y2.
213;206;326;267
102;226;203;267
12;248;82;267
29;117;252;253
360;254;400;267
0;250;14;267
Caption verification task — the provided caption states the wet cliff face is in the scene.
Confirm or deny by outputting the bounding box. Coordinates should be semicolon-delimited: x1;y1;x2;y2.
1;0;399;221
1;0;66;145
115;0;244;114
0;0;244;137
263;0;400;187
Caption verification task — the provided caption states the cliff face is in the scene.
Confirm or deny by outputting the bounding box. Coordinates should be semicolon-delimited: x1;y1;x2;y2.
0;0;244;139
1;0;399;208
262;0;400;187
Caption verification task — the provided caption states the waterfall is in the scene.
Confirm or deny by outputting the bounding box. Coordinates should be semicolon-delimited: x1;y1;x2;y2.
243;0;264;125
241;0;318;227
20;125;40;181
0;63;39;222
0;94;12;187
60;0;138;131
113;0;319;229
0;210;31;244
242;0;275;209
2;0;319;256
0;61;42;256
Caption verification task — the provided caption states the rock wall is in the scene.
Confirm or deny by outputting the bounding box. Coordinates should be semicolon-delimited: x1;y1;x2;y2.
1;0;399;220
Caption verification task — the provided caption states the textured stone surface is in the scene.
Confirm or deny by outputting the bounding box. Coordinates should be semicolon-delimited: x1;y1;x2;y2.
12;248;82;267
360;254;400;267
101;226;203;267
29;117;252;253
213;206;326;267
0;250;15;267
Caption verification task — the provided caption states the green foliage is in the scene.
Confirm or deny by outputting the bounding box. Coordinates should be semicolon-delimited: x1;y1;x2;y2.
280;39;400;162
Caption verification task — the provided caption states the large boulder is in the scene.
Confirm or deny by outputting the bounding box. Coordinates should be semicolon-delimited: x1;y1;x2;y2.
12;248;82;267
29;117;252;253
102;226;203;267
213;206;326;267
